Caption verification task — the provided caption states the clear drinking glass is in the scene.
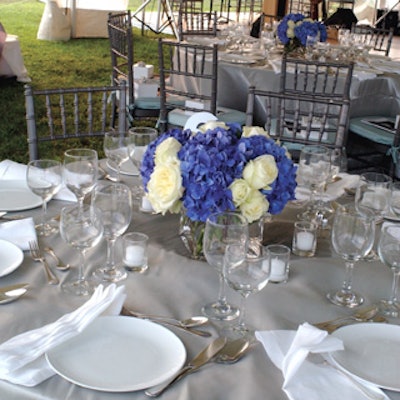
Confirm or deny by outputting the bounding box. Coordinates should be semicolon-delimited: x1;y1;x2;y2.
327;205;375;308
63;149;98;209
202;211;249;321
223;242;270;339
60;204;103;296
127;127;158;201
378;224;400;317
91;181;132;282
104;130;130;182
26;159;62;236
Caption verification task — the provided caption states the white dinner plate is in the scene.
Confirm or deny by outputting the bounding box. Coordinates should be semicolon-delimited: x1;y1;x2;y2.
106;159;139;176
0;239;24;278
45;316;187;392
0;180;42;211
330;323;400;391
219;53;258;65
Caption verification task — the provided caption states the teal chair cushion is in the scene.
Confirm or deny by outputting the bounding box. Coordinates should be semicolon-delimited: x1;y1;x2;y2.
349;116;396;146
134;97;161;110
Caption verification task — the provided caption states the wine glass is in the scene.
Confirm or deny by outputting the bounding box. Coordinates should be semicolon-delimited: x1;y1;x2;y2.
63;149;98;209
103;130;130;182
26;159;62;236
202;211;249;321
297;145;331;224
127;127;157;201
91;181;132;282
389;181;400;217
223;242;270;339
377;224;400;317
327;205;375;308
60;204;103;296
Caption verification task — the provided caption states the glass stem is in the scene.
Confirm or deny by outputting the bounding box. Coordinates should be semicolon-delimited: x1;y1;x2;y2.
105;237;117;272
41;199;48;227
217;272;229;310
389;270;400;304
78;249;86;283
237;295;248;329
341;261;355;295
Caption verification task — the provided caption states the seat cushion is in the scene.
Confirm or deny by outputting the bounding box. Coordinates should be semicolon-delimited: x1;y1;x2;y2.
349;116;396;146
134;97;160;110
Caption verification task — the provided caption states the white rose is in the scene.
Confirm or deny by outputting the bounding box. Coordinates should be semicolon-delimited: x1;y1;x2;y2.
240;190;269;223
154;137;181;165
198;120;229;133
147;162;183;214
230;179;251;207
243;155;278;190
242;126;270;138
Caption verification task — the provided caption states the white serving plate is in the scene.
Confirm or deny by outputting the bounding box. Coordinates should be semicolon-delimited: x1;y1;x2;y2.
0;239;24;277
0;180;42;211
45;316;186;392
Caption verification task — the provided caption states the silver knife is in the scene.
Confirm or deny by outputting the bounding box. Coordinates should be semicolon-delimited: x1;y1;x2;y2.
145;336;227;397
0;283;29;295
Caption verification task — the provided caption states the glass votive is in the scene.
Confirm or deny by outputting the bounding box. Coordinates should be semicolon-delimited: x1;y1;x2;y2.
266;244;291;283
122;232;149;273
140;195;154;214
292;221;317;257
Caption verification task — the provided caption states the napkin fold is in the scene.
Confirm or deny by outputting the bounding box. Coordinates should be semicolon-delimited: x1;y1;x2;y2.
0;217;37;250
256;323;389;400
0;284;126;386
0;159;76;202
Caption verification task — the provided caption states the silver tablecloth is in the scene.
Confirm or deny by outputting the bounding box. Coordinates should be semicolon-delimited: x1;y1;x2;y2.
0;177;399;400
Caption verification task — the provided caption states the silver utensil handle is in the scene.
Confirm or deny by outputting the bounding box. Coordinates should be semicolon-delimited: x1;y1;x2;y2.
159;320;211;337
42;259;59;285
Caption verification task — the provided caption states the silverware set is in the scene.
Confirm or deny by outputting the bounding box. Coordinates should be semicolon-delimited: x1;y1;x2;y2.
29;241;59;285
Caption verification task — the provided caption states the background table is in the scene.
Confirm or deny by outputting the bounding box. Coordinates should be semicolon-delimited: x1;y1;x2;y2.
0;35;30;82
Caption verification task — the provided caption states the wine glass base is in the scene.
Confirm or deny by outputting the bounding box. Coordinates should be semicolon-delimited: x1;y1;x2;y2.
379;299;400;318
61;279;95;296
327;290;364;308
92;265;128;283
221;324;256;342
35;221;59;237
201;301;239;321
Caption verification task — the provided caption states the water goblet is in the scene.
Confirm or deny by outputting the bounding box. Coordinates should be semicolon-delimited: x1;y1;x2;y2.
26;159;62;236
103;130;130;182
63;148;98;209
201;211;249;321
91;181;132;282
377;224;400;317
127;127;158;202
60;204;103;296
223;242;270;340
389;181;400;218
327;205;375;308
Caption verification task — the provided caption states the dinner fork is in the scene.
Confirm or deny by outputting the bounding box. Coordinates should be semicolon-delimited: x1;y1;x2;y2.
29;241;59;285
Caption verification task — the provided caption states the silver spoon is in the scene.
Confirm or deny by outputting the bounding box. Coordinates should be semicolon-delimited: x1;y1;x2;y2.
44;247;71;271
0;284;28;304
214;338;250;364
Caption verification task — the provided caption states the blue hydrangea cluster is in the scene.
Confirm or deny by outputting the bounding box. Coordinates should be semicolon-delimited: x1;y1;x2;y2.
277;13;327;47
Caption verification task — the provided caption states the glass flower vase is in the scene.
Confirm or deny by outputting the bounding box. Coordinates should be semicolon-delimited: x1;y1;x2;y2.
248;213;272;252
179;212;205;260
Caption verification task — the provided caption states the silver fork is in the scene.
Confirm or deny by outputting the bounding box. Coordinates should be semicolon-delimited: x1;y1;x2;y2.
29;241;59;285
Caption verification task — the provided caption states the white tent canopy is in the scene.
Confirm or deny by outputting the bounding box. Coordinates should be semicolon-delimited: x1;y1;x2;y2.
37;0;128;41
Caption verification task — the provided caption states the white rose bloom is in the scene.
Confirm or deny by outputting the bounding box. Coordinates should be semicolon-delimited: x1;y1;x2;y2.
242;126;270;138
243;155;278;190
230;179;251;207
240;190;269;223
154;137;181;165
198;120;229;133
147;162;183;214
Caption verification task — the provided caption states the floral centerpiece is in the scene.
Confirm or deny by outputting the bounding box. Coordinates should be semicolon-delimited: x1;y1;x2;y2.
277;13;327;54
140;122;297;258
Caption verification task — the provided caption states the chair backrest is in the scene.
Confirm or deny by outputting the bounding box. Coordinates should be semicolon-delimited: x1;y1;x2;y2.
25;83;126;161
245;85;350;153
280;55;354;100
107;11;134;106
158;39;218;133
288;0;311;17
178;10;218;41
351;24;394;57
236;0;264;25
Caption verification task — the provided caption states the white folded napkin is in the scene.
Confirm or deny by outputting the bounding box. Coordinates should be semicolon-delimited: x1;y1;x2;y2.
256;323;389;400
295;173;359;202
0;159;76;202
0;217;37;250
0;284;126;386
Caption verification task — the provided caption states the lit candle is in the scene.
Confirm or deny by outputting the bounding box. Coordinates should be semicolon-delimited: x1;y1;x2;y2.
296;231;315;251
124;245;145;267
269;257;286;281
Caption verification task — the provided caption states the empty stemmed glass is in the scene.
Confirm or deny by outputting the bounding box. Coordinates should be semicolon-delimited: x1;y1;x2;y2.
104;130;130;182
223;242;270;339
26;159;62;236
91;181;132;282
327;205;375;308
60;204;103;296
297;145;331;224
202;211;249;321
377;224;400;317
63;149;98;209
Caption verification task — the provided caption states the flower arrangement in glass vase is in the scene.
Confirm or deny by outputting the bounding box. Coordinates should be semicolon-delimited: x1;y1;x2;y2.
277;13;327;54
140;122;297;259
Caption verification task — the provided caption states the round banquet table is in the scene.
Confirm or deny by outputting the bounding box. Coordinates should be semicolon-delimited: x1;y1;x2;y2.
0;170;399;400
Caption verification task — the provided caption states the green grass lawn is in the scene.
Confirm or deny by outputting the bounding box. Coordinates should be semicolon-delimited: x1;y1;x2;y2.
0;0;170;163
